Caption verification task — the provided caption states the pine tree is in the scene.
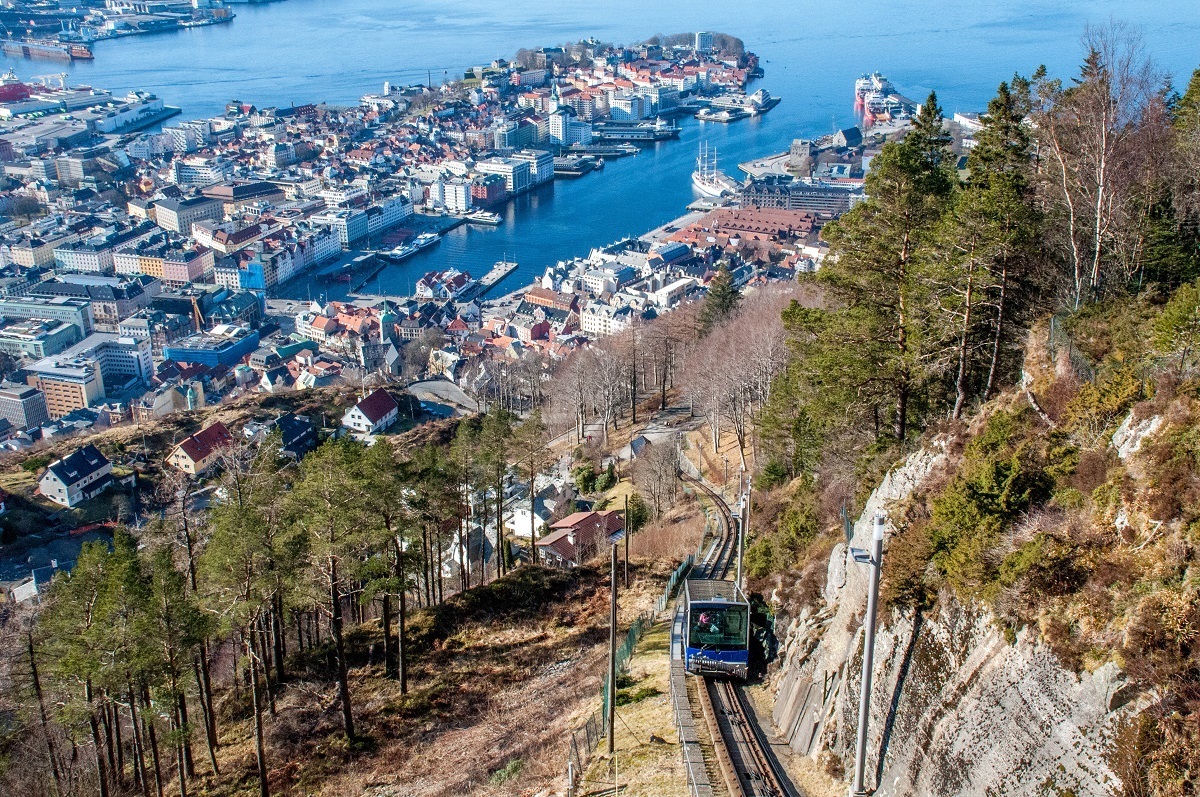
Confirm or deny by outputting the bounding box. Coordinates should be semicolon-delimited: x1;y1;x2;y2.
356;440;414;689
1176;68;1200;136
286;438;367;741
479;405;514;578
512;410;550;564
700;262;740;332
817;121;953;441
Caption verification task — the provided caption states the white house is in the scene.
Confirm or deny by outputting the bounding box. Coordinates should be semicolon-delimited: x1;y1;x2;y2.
341;388;399;435
38;443;113;508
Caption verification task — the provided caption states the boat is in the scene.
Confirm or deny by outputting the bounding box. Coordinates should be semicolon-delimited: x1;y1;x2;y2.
1;39;76;61
853;72;915;126
384;232;440;262
691;143;741;197
69;44;94;60
696;107;749;123
592;118;681;141
465;210;502;225
706;88;780;117
553;155;597;177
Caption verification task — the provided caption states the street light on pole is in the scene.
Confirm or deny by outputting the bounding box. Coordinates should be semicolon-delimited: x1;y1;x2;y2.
851;513;886;796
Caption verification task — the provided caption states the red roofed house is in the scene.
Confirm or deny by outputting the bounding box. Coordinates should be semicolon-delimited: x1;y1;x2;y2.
536;510;624;568
168;421;234;475
341;388;399;435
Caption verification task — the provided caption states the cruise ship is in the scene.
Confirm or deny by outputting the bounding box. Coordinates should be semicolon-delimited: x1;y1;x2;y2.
691;143;741;197
853;72;916;126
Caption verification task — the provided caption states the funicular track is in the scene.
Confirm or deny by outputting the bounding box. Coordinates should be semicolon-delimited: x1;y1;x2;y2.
676;472;795;797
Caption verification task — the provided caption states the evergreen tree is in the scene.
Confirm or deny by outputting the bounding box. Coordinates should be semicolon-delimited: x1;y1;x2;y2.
478;405;514;578
511;410;551;564
816;121;953;441
907;90;954;172
700;262;740;332
356;441;415;689
286;438;368;741
1176;68;1200;137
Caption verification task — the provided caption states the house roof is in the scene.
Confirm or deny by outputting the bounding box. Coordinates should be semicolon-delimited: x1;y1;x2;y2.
46;443;109;485
354;388;399;424
176;422;232;464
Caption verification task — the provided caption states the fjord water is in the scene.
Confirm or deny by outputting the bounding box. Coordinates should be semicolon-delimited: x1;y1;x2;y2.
6;0;1198;298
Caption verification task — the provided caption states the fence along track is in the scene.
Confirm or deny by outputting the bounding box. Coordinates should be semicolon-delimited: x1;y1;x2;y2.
678;471;796;797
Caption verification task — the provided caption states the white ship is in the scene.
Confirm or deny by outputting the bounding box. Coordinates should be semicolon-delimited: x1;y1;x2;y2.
691;142;741;197
384;232;440;262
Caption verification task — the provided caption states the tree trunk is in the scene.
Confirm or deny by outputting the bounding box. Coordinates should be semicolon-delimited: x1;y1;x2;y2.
382;593;396;679
113;698;125;786
141;684;164;797
102;695;117;788
198;644;217;746
177;693;195;777
85;679;110;797
256;615;277;716
529;468;538;565
952;260;976;420
248;644;270;797
173;699;188;797
193;661;219;775
329;558;356;740
983;260;1009;400
273;593;286;685
28;632;63;796
394;538;408;695
127;686;151;797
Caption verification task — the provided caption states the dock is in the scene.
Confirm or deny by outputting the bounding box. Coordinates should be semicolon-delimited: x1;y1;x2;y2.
458;260;518;301
564;143;639;158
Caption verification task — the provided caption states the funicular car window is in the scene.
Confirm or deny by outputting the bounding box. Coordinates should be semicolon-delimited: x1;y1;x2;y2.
689;605;748;649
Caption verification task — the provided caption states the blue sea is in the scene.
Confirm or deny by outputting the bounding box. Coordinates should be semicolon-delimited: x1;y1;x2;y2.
6;0;1197;298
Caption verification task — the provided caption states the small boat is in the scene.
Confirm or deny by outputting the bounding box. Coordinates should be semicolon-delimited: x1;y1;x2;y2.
466;210;502;225
384;232;440;262
696;107;749;123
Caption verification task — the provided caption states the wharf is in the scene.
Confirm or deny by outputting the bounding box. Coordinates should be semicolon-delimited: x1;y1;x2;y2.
564;143;639;158
738;151;793;179
553;155;597;177
457;260;518;302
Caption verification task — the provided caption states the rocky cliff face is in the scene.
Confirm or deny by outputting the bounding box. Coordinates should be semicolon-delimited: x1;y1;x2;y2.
769;442;1147;796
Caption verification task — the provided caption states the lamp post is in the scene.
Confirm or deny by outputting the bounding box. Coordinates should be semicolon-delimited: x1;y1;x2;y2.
607;541;617;756
851;514;886;796
723;456;729;496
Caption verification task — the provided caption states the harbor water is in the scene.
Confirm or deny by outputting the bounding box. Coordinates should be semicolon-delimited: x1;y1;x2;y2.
6;0;1198;300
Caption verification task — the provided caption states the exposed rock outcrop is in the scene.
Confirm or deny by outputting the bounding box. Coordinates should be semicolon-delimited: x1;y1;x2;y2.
769;442;1147;796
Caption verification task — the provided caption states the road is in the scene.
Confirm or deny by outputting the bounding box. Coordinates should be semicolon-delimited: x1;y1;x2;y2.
406;378;479;413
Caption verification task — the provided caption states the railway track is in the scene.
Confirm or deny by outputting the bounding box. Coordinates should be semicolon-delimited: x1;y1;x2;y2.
677;471;796;797
680;473;736;580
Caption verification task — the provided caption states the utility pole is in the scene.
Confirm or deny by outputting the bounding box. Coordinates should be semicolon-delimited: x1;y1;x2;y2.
607;543;618;756
736;484;750;590
851;514;886;796
623;494;630;588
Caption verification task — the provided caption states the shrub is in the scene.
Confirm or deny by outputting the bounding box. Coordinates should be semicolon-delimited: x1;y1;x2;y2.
20;454;50;474
755;459;789;491
489;758;524;785
1062;368;1146;447
572;464;597;493
925;411;1053;598
745;538;775;579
